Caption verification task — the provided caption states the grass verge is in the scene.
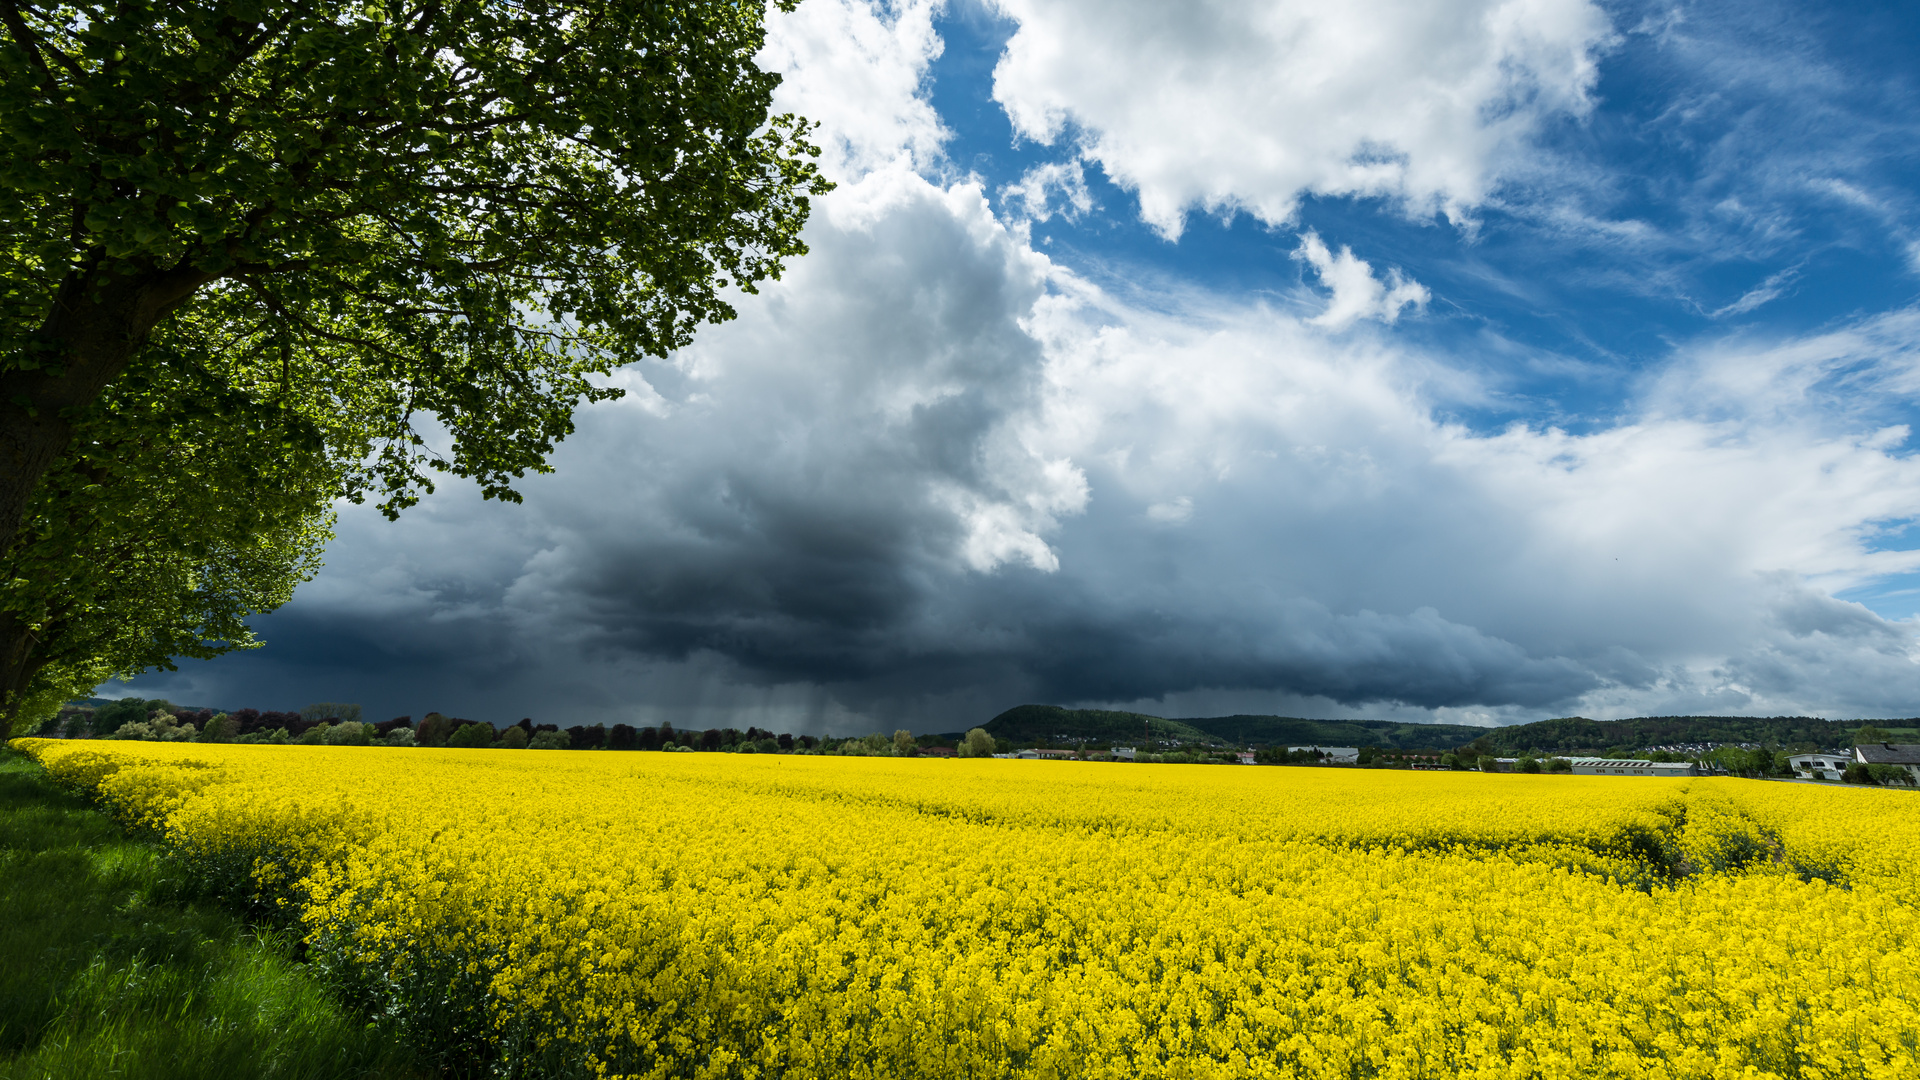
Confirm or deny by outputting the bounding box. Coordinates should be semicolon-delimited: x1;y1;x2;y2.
0;748;422;1080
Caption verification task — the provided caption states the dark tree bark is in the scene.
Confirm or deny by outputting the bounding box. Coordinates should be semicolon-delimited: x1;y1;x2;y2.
0;261;213;722
2;262;213;550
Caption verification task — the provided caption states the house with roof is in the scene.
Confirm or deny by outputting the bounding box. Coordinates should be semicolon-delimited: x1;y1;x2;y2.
1788;752;1853;780
1852;743;1920;784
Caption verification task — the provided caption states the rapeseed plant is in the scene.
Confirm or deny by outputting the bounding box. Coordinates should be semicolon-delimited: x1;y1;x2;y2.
12;739;1917;1080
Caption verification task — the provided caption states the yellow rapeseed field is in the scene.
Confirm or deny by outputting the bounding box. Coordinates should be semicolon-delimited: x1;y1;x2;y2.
11;738;1919;1080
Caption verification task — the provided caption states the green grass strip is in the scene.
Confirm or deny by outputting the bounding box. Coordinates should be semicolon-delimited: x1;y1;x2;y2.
0;750;422;1080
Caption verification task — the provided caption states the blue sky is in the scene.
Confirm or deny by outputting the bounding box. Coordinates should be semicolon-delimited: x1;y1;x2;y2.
119;0;1920;731
930;0;1920;424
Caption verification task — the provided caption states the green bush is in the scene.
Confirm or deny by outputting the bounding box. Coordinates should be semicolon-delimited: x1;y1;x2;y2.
383;727;417;747
110;711;197;742
89;698;161;736
297;724;330;746
448;723;495;749
495;726;529;750
528;730;569;750
1546;757;1572;773
1866;763;1913;785
236;727;290;745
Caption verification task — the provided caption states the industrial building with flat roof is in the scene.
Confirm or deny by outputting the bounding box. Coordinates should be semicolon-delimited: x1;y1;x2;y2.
1563;758;1697;777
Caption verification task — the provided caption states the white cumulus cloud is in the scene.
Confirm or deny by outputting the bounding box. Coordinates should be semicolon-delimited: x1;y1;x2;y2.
1002;160;1094;223
1295;232;1430;329
989;0;1614;235
760;0;949;179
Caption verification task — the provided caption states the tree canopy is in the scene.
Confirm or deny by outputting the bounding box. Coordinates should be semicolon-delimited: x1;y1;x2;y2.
0;0;828;731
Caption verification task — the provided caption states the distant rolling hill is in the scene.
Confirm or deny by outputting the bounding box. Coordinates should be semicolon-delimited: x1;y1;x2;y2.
979;705;1912;752
1477;715;1901;754
981;705;1484;750
980;705;1213;745
1189;714;1491;750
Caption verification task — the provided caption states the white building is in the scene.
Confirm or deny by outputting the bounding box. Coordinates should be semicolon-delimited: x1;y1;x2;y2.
1287;745;1360;764
1111;747;1137;760
1564;758;1697;777
1789;752;1852;780
1851;744;1920;784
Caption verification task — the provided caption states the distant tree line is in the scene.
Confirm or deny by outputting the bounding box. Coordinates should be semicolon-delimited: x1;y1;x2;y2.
26;703;1914;786
26;703;999;758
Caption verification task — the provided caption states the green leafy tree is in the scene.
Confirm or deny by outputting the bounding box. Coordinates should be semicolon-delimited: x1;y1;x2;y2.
323;720;370;745
495;725;529;750
893;729;915;756
86;696;157;737
415;712;457;747
195;711;239;742
959;728;995;758
0;352;334;736
447;722;494;749
1854;725;1891;745
0;0;828;732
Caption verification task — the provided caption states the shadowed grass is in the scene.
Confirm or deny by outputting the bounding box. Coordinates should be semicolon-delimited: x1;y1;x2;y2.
0;749;422;1080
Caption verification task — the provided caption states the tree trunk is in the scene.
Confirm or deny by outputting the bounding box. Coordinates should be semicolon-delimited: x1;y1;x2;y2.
0;611;39;738
0;259;214;730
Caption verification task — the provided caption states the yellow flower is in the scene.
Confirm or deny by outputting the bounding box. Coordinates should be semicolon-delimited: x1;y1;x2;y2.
11;737;1917;1080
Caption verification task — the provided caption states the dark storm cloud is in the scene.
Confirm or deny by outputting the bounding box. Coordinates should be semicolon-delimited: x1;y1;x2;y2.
122;166;1920;731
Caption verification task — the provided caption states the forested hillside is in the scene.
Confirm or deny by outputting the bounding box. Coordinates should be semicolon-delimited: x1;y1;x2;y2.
979;705;1212;744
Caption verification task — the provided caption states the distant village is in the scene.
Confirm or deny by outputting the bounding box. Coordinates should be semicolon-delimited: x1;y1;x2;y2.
991;742;1918;785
